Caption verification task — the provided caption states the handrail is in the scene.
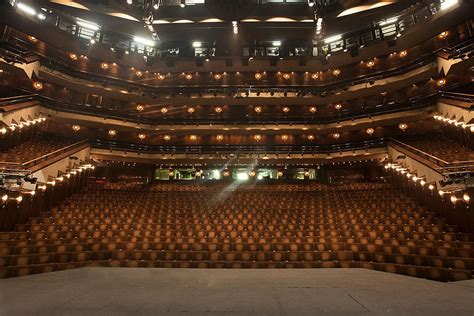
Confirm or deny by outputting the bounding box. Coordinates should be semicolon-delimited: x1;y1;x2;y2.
389;138;474;172
0;139;89;169
388;138;450;166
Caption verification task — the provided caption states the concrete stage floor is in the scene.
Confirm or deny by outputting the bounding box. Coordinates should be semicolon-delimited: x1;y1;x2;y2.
0;268;473;315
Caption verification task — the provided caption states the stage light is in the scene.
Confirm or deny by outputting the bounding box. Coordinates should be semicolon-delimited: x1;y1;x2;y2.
440;0;458;10
232;21;238;34
133;36;155;46
76;19;100;31
17;3;36;15
324;34;342;44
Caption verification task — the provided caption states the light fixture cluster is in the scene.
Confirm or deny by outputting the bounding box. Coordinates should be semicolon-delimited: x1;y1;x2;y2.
2;163;94;204
1;118;46;135
384;163;470;205
433;115;473;131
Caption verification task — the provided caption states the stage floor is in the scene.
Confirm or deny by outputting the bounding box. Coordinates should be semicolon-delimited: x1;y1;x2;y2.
1;268;473;315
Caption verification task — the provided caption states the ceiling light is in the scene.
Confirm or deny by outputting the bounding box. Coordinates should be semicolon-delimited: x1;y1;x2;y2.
76;19;100;31
324;34;342;43
192;41;202;48
308;0;315;7
33;81;43;90
133;36;155;46
272;41;281;47
180;0;186;8
254;135;262;142
127;0;132;4
436;78;446;87
438;31;448;39
16;3;36;15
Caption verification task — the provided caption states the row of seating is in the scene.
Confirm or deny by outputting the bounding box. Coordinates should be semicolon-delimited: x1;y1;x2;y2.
0;182;472;281
0;138;72;163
